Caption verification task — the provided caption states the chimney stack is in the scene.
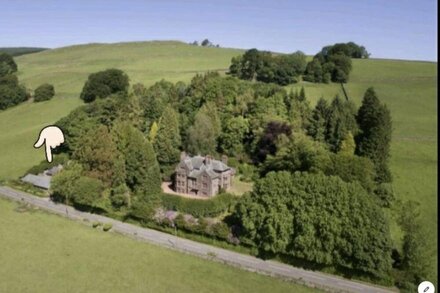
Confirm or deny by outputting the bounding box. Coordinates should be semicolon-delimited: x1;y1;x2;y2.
205;155;212;165
221;155;228;165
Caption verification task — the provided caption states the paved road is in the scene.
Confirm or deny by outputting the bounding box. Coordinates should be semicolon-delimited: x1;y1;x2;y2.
0;186;395;293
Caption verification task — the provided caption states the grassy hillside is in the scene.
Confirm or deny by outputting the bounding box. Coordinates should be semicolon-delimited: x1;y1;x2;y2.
0;41;437;283
0;41;243;180
15;41;243;96
0;47;47;57
0;198;316;293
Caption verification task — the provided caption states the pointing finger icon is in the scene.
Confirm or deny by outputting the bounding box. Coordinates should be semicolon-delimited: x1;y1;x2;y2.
34;126;65;163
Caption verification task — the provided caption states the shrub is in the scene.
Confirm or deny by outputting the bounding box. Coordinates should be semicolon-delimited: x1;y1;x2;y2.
160;193;238;218
174;213;186;228
110;184;130;209
34;83;55;102
211;222;230;240
238;163;256;182
71;176;105;209
103;223;113;231
92;221;102;228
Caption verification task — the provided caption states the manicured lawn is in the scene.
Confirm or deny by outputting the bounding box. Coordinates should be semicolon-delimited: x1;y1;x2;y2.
230;177;253;195
0;198;317;293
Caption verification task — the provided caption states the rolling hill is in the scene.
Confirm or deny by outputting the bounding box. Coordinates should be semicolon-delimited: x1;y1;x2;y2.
0;47;48;57
0;40;437;284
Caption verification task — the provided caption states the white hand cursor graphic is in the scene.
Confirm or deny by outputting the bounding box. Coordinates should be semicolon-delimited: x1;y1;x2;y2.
34;126;65;163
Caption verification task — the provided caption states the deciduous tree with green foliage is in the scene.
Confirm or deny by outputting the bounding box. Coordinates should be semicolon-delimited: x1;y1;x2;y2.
0;53;17;77
80;68;129;103
234;171;392;280
187;102;221;155
34;83;55;102
219;116;249;156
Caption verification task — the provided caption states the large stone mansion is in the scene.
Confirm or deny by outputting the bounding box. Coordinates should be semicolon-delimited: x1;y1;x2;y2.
174;152;234;197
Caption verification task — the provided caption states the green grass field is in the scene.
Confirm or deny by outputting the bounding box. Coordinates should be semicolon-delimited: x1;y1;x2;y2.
0;198;316;293
0;41;437;284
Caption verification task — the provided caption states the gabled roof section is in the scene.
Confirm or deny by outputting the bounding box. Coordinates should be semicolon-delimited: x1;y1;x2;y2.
21;174;51;189
178;153;230;179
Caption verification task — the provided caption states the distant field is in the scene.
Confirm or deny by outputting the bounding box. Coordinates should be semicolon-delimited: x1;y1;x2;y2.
0;198;316;293
0;41;437;283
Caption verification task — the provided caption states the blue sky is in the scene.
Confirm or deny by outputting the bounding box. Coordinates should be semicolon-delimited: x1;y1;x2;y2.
0;0;437;61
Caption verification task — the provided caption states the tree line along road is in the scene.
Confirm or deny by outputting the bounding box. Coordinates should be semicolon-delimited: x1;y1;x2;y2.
0;186;396;293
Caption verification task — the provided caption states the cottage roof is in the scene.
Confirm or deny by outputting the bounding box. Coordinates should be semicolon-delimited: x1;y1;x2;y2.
45;164;63;176
21;174;51;189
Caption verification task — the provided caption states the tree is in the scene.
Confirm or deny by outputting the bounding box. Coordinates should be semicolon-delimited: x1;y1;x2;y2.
71;176;107;211
0;81;27;110
141;80;178;130
34;83;55;102
80;68;129;103
304;59;323;82
148;121;158;142
307;98;329;142
234;171;392;279
254;121;292;163
187;102;221;155
188;111;217;155
397;201;431;287
339;131;356;155
0;53;17;77
219;116;249;156
238;49;271;80
260;133;331;176
328;152;376;192
73;125;125;187
112;122;161;195
328;54;352;83
154;106;181;167
50;161;83;204
228;56;243;77
356;88;392;183
201;39;212;47
325;96;358;152
286;88;311;131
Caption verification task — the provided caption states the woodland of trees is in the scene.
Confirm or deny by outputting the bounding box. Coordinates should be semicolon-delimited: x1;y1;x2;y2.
0;53;56;109
229;42;369;85
0;53;28;110
24;64;425;290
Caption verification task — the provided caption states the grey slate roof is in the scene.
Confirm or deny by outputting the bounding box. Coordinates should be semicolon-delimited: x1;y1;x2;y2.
181;155;230;179
45;165;63;176
21;174;52;189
